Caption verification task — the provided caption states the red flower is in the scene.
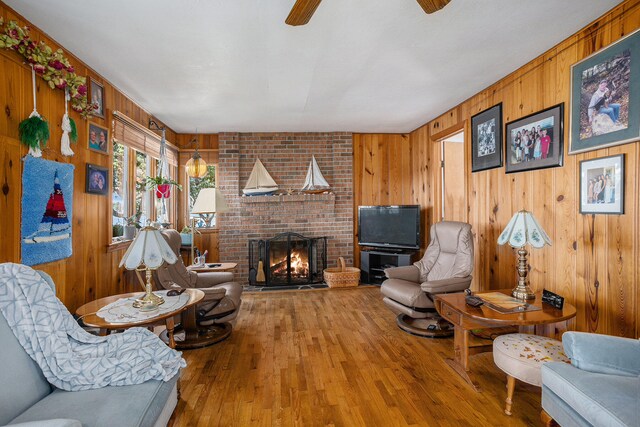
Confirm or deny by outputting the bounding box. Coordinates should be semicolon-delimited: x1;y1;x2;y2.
9;29;18;39
33;64;46;74
77;84;87;96
66;65;75;73
50;60;64;70
55;80;67;89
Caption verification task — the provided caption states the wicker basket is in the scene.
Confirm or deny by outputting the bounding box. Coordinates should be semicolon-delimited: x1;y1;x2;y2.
324;257;360;288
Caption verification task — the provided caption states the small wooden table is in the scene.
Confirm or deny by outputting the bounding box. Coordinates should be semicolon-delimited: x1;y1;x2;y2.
187;262;237;272
434;289;576;392
76;289;204;349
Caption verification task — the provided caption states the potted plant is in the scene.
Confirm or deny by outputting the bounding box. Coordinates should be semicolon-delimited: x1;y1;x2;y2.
145;176;182;199
124;211;142;240
180;225;193;245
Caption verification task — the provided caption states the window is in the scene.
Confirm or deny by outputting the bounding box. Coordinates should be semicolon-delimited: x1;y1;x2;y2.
111;111;179;242
111;140;128;237
188;165;216;228
135;151;151;226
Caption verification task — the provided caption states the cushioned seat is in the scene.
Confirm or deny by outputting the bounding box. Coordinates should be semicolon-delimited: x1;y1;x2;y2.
1;269;179;427
493;333;569;416
381;221;474;337
9;375;178;427
155;230;242;347
542;363;637;427
541;332;640;427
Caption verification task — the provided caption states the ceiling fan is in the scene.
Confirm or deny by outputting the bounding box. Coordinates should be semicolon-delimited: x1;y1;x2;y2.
285;0;451;26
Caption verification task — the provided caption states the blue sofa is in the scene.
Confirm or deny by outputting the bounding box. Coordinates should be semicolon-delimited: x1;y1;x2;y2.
541;331;640;427
0;271;179;427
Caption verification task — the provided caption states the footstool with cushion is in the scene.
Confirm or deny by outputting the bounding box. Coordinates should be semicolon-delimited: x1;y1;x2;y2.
493;333;569;415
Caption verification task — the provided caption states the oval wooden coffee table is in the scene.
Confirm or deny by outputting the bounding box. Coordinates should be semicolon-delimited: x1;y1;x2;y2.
76;289;204;349
434;289;576;392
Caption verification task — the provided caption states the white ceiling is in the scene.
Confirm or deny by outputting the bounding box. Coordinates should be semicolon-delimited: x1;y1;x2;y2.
5;0;622;133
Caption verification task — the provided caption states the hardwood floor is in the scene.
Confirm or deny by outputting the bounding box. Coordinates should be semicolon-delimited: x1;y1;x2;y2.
170;287;543;426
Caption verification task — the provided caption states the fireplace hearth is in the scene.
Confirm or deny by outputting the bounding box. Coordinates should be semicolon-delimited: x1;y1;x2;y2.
249;232;327;286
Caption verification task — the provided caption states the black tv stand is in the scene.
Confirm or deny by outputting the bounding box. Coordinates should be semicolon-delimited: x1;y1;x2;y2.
360;248;419;285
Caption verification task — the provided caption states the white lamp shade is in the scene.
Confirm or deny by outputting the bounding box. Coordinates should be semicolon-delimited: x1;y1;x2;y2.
119;226;178;270
192;187;229;215
497;210;552;249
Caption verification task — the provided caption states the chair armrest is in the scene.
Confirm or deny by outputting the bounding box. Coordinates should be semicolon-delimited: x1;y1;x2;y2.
199;287;227;301
563;331;640;377
195;271;235;287
384;265;420;282
420;276;471;294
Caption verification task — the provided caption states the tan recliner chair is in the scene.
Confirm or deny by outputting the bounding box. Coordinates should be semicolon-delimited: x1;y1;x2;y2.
155;229;243;347
380;221;474;337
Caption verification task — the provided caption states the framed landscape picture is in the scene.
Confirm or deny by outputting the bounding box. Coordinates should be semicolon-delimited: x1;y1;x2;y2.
505;104;564;174
569;29;640;154
86;163;109;195
579;154;624;214
87;122;109;154
471;103;502;172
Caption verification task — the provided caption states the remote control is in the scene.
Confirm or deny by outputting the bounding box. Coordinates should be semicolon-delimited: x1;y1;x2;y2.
465;295;484;307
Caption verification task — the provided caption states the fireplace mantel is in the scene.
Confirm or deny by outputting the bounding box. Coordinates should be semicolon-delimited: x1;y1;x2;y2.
240;193;335;204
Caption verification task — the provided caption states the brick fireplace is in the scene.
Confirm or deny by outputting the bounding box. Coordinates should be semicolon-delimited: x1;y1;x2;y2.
217;132;354;284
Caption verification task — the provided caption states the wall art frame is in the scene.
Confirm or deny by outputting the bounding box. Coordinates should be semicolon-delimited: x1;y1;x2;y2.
86;163;109;195
471;103;503;172
505;103;564;174
569;28;640;154
579;154;624;214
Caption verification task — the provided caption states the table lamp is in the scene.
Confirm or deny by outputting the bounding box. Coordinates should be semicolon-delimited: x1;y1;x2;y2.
190;187;229;261
497;210;551;300
119;224;178;310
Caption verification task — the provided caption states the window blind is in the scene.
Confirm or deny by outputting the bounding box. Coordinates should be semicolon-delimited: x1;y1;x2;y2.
112;111;178;166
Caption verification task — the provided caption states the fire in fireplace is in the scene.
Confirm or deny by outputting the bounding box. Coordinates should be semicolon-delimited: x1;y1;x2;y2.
249;232;327;286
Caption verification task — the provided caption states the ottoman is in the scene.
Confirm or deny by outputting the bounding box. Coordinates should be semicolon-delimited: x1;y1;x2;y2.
493;333;569;416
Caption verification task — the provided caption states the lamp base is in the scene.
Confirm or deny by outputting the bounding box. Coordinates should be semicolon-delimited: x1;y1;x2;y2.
133;268;165;310
133;292;165;310
511;286;536;301
512;247;536;300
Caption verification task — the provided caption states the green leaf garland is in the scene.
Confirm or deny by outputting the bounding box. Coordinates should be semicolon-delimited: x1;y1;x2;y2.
0;18;93;117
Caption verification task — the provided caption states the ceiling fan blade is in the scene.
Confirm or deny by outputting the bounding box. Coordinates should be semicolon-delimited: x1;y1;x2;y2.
286;0;323;26
415;0;451;14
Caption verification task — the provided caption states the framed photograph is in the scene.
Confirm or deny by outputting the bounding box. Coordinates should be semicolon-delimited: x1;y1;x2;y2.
87;122;109;154
569;29;640;154
579;154;624;214
89;78;105;119
86;163;109;195
471;103;502;172
505;103;564;174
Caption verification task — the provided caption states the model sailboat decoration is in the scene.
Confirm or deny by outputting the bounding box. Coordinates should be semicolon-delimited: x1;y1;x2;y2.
24;171;71;243
301;156;330;194
243;158;279;196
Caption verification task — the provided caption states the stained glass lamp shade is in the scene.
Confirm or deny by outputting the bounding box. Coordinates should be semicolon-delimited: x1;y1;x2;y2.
497;210;552;300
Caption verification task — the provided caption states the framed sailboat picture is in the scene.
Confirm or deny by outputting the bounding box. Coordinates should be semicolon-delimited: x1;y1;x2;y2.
21;157;74;266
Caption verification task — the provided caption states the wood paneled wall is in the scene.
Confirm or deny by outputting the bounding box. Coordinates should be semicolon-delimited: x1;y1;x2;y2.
0;3;176;311
356;0;640;337
352;133;434;267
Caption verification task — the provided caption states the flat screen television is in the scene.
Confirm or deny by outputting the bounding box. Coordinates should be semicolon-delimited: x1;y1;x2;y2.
358;205;420;250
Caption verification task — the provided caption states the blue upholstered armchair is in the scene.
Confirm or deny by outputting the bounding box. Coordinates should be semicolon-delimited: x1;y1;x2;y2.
541;332;640;427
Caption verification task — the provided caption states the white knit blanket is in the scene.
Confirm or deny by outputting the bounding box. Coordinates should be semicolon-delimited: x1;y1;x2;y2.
0;263;186;391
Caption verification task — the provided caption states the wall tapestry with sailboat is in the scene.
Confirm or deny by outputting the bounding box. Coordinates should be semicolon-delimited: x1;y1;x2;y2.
21;156;74;266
